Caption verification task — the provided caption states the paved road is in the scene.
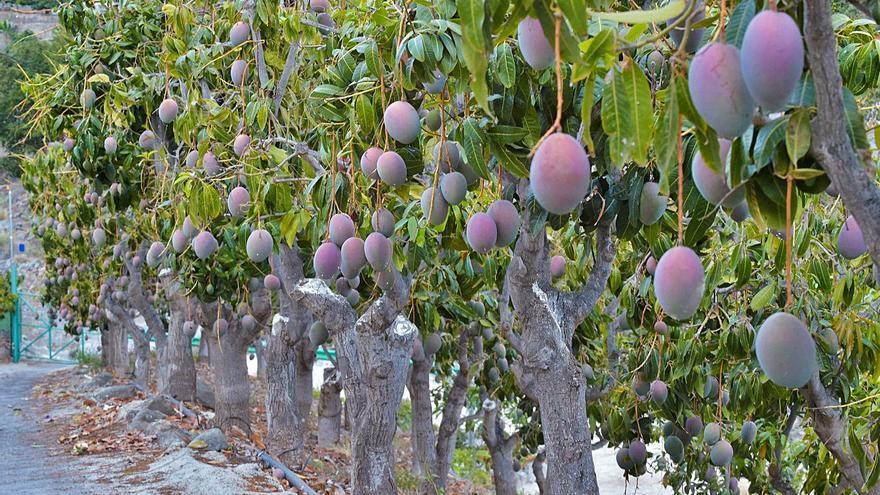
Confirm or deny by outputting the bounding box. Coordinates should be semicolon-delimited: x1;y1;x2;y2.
0;362;100;495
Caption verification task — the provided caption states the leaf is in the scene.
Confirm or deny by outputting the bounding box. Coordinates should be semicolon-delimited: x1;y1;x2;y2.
601;60;653;166
355;95;376;134
457;0;493;116
750;281;777;311
496;44;516;89
365;41;383;78
785;108;811;164
462;117;489;180
754;116;789;169
725;0;755;49
580;76;597;154
490;141;529;179
843;88;869;150
486;125;529;144
558;0;589;36
655;81;680;196
87;74;110;84
591;0;685;24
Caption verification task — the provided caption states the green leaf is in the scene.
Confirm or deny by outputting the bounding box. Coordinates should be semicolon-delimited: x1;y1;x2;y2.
486;125;529;144
601;61;652;166
462;117;489;180
580;77;597;154
789;167;825;180
754;116;789;169
655;81;680;196
496;44;516;89
725;0;755;49
785;108;812;165
578;29;614;69
843;88;869;150
365;41;383;78
457;0;493;116
750;281;777;311
87;74;110;84
490;141;529;179
591;0;685;24
558;0;589;36
355;95;376;134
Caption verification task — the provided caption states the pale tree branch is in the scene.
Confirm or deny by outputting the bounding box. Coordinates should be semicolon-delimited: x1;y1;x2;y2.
122;240;167;347
769;403;799;495
805;0;880;267
274;38;300;114
562;222;616;328
291;279;357;336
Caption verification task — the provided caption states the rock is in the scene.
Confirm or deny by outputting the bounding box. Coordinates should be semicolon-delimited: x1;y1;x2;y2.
143;396;178;416
130;409;167;431
92;384;137;401
115;399;147;423
196;379;215;409
189;428;228;451
77;372;113;392
145;420;192;450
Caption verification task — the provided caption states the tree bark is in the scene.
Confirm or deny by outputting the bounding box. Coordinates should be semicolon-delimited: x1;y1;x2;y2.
805;0;880;267
264;243;314;465
157;300;197;402
294;339;316;419
505;186;615;495
802;373;875;493
481;398;517;495
533;450;548;495
408;352;436;478
103;323;129;375
293;268;415;495
318;366;342;447
204;324;252;433
129;325;151;387
423;332;481;495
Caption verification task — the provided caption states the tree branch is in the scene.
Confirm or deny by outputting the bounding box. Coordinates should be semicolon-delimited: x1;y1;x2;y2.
249;24;270;88
769;403;800;495
291;279;357;336
805;0;880;267
274;38;300;115
355;267;409;337
562;222;616;328
122;240;167;347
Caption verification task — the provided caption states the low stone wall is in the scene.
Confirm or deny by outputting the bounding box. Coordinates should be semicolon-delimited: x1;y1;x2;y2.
0;4;58;47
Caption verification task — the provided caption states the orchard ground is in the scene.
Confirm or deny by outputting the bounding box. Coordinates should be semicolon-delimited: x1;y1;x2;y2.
1;349;679;494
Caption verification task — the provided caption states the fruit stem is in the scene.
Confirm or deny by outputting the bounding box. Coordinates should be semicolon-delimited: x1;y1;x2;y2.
376;45;390;149
528;12;564;158
719;0;728;43
785;175;793;310
717;362;724;421
676;113;684;244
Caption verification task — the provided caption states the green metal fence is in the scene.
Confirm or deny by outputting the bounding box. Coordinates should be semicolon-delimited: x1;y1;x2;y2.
9;264;82;364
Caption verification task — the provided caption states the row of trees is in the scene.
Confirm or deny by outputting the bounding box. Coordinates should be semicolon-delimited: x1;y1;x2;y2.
20;0;880;494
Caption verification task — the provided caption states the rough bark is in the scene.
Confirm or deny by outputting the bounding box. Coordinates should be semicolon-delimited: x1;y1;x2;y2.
264;243;314;466
294;339;316;418
157;297;197;402
533;450;548;495
805;0;880;267
254;337;267;379
802;373;876;494
101;302;132;376
481;398;518;495
197;335;210;363
293;268;415;495
505;180;616;495
197;284;269;434
423;332;481;495
129;325;151;387
122;241;167;350
318;366;343;447
408;352;436;478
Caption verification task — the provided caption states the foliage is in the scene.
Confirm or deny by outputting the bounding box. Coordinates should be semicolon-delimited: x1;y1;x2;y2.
0;270;17;315
0;22;58;175
16;0;880;493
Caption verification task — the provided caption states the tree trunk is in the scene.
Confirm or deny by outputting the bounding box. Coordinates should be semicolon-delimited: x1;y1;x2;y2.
349;316;417;495
205;326;252;433
804;0;880;267
264;243;313;465
157;307;197;402
318;366;342;447
428;333;479;494
533;450;548;494
294;339;316;419
130;328;151;387
254;337;267;379
408;353;436;478
103;320;129;376
197;334;210;363
482;398;518;495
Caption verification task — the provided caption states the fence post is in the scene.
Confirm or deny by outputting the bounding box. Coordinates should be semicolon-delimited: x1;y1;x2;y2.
11;263;19;363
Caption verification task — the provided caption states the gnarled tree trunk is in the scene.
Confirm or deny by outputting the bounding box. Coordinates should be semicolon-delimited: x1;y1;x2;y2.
264;243;313;465
318;366;342;446
157;299;197;401
505;185;616;495
101;321;129;376
481;398;517;495
130;326;151;387
408;351;436;478
294;339;316;419
294;269;415;495
204;324;252;433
